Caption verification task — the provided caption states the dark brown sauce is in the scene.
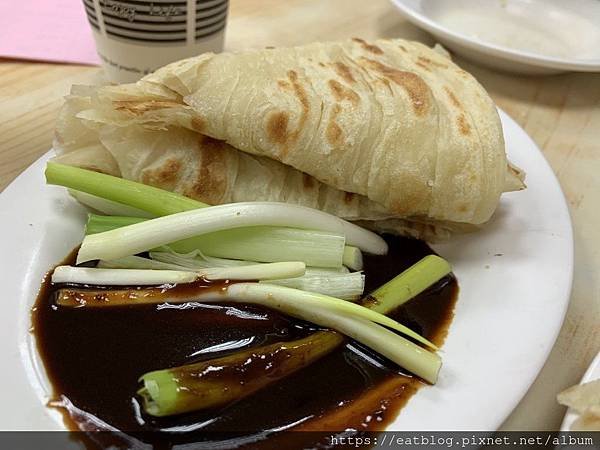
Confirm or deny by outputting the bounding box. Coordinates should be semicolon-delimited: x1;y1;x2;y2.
32;235;458;449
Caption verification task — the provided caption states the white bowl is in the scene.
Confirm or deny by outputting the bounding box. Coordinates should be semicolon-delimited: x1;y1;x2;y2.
390;0;600;74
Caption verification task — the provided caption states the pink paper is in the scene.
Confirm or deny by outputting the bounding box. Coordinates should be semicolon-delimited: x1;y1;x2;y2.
0;0;100;65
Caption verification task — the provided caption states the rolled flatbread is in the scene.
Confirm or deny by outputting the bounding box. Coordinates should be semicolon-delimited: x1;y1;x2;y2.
53;38;525;239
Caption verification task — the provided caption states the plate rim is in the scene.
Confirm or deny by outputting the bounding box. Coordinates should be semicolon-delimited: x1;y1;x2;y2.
390;0;600;72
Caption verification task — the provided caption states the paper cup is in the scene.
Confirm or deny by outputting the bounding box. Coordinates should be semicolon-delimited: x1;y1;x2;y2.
82;0;228;83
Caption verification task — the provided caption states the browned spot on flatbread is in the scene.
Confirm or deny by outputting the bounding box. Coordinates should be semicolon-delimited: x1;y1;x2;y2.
191;116;205;132
288;70;310;114
318;62;326;67
183;136;228;204
443;87;462;109
326;121;343;146
362;59;431;116
265;46;275;49
326;104;344;147
266;111;290;145
266;72;311;156
352;37;384;55
302;173;315;189
398;45;408;52
457;114;471;135
328;79;360;105
344;192;355;204
415;61;431;72
332;62;356;84
141;159;181;190
457;203;469;213
417;56;448;69
113;100;180;115
269;70;310;157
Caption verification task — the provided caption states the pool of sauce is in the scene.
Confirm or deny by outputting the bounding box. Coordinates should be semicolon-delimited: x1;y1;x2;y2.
32;235;458;449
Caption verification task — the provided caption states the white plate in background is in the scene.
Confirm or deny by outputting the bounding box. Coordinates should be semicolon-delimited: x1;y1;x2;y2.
0;109;573;431
390;0;600;74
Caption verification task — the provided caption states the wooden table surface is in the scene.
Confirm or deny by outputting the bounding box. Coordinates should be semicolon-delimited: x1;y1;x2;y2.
1;0;599;431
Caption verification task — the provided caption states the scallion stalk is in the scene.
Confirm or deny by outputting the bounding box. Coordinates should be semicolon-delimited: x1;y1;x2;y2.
149;251;256;269
138;331;342;416
201;262;306;281
264;272;365;301
226;283;437;349
362;255;452;314
85;214;144;235
52;266;197;285
117;252;360;299
46;162;207;215
68;190;155;218
54;262;305;284
85;214;347;268
342;246;363;271
164;228;350;267
76;203;386;264
97;255;187;271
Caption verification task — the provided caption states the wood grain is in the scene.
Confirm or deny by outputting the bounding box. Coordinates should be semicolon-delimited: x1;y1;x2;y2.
0;62;100;187
1;0;599;431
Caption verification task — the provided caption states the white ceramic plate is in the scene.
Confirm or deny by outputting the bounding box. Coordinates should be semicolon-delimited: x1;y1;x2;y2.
0;109;572;431
561;351;600;431
390;0;600;74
